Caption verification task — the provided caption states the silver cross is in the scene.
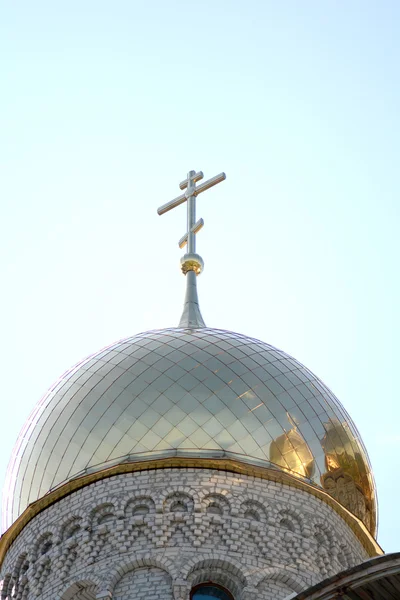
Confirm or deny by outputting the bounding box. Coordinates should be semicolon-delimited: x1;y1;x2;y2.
157;170;226;255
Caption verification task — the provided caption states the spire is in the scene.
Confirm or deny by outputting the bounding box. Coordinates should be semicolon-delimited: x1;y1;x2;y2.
178;270;205;328
157;169;226;329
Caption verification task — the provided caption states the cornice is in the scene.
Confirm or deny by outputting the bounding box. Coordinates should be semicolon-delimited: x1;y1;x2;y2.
0;457;382;566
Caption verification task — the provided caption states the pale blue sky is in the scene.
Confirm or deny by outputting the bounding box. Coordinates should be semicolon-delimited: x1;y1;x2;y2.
1;1;399;551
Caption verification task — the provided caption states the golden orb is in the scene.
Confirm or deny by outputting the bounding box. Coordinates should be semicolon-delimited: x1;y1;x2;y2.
180;253;204;275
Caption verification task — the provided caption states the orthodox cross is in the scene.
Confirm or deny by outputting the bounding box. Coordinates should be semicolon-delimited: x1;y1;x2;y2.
157;170;226;256
157;169;226;328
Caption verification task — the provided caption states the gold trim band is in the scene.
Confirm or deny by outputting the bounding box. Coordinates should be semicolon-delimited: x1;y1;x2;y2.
0;457;382;566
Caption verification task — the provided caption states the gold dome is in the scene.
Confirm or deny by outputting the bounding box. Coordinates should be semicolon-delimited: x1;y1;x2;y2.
321;419;376;532
3;328;377;535
269;425;315;479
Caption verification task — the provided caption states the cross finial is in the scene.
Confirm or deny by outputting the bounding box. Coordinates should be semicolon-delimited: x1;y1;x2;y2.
157;169;226;328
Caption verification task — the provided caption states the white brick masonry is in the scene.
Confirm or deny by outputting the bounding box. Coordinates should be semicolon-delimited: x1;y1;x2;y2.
0;469;370;600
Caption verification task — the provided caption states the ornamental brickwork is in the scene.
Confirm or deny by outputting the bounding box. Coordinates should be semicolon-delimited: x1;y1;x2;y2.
0;469;369;600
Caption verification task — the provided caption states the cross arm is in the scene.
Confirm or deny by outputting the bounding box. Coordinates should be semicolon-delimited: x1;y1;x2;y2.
157;193;187;216
195;172;226;195
179;171;204;190
157;172;226;216
178;218;204;249
157;171;226;215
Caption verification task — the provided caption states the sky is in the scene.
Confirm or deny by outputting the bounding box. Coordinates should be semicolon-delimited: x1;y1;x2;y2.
1;1;399;552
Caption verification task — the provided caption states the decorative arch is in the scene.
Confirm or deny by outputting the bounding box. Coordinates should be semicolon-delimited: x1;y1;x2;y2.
106;556;178;593
337;543;350;569
188;571;242;599
197;488;236;512
183;555;247;582
4;581;29;600
191;582;234;600
252;567;307;593
240;499;267;522
58;515;83;542
202;493;230;516
313;521;335;548
98;494;125;516
88;503;116;528
1;573;13;600
182;555;247;598
278;509;303;535
112;566;173;600
31;531;54;562
124;494;156;517
60;578;99;600
163;491;195;514
158;486;200;512
12;551;30;575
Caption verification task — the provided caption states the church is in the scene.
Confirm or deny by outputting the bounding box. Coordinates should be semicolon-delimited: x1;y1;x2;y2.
1;171;399;600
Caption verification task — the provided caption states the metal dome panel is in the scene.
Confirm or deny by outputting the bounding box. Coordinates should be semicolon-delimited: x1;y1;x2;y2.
3;328;376;533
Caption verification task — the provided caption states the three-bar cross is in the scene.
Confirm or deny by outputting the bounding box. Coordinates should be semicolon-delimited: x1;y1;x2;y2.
157;170;226;257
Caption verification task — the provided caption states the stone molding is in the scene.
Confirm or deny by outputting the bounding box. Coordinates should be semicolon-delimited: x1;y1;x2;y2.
0;468;373;600
0;458;381;566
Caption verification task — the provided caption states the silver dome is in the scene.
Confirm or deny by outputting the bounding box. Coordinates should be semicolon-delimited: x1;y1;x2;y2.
3;327;376;533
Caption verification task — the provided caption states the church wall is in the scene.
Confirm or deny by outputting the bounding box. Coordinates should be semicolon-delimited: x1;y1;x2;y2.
0;468;370;600
258;580;297;600
113;567;173;600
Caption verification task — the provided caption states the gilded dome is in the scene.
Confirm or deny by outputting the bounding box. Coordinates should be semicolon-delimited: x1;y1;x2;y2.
2;327;376;533
269;425;315;479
